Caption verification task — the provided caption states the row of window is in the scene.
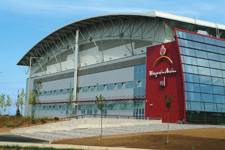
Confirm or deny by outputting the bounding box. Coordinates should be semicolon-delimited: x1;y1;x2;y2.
184;73;225;86
186;101;225;113
178;39;225;55
183;64;225;79
180;46;225;64
185;91;225;103
185;82;225;95
35;104;69;110
38;80;146;96
177;30;225;49
78;80;145;93
181;55;225;71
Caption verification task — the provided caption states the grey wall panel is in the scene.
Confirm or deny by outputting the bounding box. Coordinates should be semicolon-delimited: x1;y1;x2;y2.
78;67;134;86
78;66;134;100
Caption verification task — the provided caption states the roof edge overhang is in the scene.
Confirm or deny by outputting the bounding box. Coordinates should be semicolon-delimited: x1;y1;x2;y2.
17;11;225;66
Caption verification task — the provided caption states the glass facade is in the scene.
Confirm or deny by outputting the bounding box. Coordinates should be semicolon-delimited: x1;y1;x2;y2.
35;64;146;118
176;30;225;114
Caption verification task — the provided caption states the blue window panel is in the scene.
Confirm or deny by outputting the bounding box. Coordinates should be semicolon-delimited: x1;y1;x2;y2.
183;56;197;65
107;83;115;90
97;84;105;91
219;55;225;62
201;93;213;102
209;60;221;69
208;53;220;61
213;86;225;95
178;39;188;47
199;75;212;84
195;50;208;59
185;83;200;92
217;104;225;113
125;81;135;88
180;47;196;57
184;65;198;74
197;58;209;67
200;84;213;94
190;101;203;111
211;69;223;78
198;66;211;76
205;103;216;112
184;73;199;83
212;77;224;86
213;95;225;103
222;71;225;78
186;92;201;101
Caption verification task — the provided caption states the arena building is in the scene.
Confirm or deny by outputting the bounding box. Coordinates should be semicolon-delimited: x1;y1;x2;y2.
18;11;225;123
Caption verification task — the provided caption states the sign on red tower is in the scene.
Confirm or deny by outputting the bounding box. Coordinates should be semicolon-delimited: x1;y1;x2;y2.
145;41;186;123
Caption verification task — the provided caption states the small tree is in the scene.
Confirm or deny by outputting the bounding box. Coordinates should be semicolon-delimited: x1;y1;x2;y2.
28;90;37;120
164;94;173;144
16;91;21;116
96;94;104;139
17;89;25;115
6;95;12;115
0;94;5;115
67;87;74;115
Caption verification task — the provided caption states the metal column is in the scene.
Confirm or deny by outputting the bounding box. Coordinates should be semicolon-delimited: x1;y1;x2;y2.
73;30;79;101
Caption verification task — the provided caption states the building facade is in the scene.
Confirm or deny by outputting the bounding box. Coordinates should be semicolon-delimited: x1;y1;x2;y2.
18;11;225;123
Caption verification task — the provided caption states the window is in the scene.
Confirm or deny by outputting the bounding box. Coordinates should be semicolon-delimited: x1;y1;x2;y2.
107;83;115;90
213;95;225;103
208;53;219;61
186;92;201;101
199;75;212;84
212;77;224;86
200;84;212;94
184;65;198;74
185;83;200;92
197;59;209;67
201;93;213;102
213;86;225;95
184;73;199;83
195;50;208;59
211;69;223;78
198;67;211;76
125;81;135;88
183;56;197;65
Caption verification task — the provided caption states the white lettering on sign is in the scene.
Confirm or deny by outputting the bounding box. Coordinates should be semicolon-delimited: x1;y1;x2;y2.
149;68;177;78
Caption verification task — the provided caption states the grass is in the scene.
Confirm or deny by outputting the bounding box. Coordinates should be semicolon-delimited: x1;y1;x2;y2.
0;145;81;150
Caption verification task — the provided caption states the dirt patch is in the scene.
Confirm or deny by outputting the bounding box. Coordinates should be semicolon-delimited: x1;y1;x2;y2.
53;128;225;150
0;128;10;133
0;116;64;132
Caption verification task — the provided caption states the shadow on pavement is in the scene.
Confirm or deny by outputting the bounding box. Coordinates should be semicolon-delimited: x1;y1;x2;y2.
0;134;48;143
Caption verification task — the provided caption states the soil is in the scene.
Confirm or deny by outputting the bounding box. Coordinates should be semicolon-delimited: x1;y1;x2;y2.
54;128;225;150
0;116;63;133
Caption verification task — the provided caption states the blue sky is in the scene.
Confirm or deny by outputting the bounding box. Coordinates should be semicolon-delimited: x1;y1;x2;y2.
1;0;225;114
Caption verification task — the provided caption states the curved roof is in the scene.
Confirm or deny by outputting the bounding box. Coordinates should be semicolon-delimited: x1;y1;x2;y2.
17;11;225;66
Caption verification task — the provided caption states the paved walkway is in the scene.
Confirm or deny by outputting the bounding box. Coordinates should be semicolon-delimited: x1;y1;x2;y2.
10;118;225;142
0;142;152;150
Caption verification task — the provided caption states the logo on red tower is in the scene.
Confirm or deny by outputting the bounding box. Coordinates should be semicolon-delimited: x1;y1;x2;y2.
160;45;166;56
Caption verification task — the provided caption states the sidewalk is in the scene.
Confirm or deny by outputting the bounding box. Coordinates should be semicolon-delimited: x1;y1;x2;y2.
0;142;152;150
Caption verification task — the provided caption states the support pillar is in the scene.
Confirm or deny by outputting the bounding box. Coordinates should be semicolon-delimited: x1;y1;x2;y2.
73;29;79;103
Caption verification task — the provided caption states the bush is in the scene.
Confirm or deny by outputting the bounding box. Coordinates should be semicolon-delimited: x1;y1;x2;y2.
54;117;59;121
40;118;47;124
